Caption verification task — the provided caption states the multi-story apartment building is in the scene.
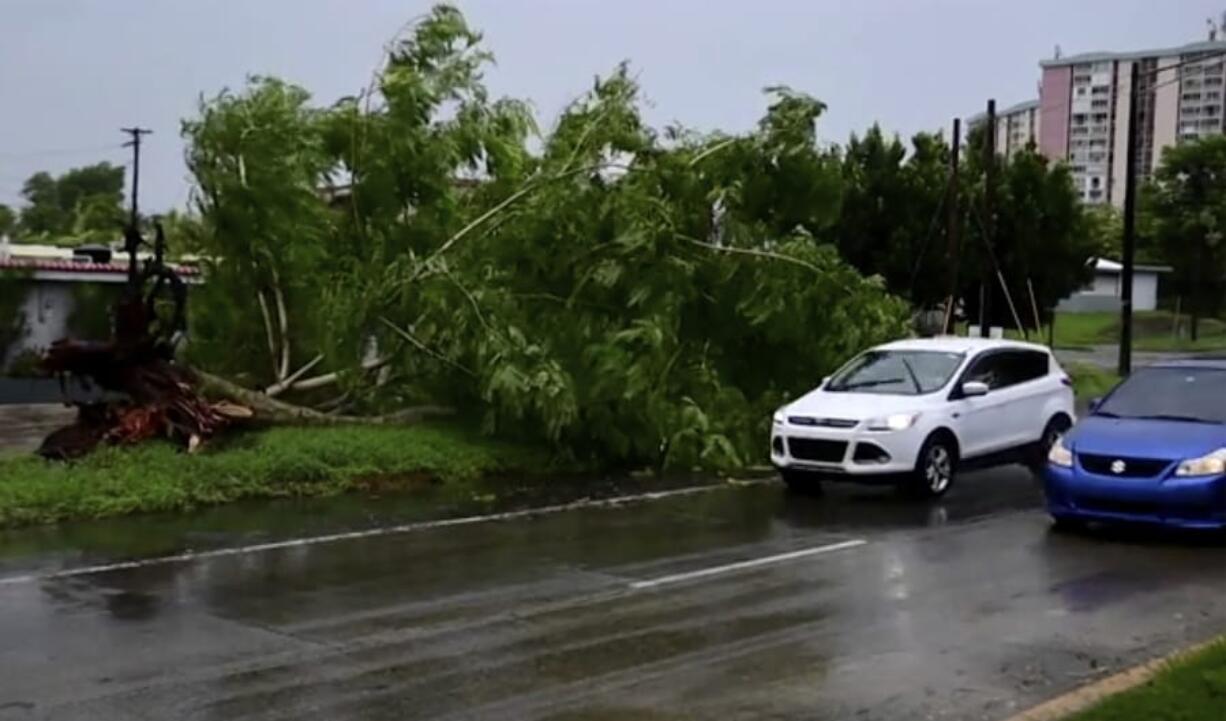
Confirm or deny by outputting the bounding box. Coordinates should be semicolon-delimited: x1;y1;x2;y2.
1037;39;1226;206
968;99;1041;159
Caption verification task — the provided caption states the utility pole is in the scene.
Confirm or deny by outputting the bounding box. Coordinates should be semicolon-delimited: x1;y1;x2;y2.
980;99;996;338
120;127;152;229
943;117;962;335
1118;63;1140;377
120;127;152;288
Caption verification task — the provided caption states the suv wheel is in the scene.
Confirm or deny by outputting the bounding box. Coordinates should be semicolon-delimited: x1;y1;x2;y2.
780;469;822;495
908;436;956;498
1029;415;1072;473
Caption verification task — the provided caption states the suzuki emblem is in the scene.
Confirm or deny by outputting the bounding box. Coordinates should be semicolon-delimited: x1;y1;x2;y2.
1110;459;1126;474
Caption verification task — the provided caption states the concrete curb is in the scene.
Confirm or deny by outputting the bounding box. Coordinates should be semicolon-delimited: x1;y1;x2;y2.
1003;636;1224;721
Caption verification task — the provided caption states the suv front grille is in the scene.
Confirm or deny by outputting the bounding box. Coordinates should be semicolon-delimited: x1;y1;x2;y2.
787;438;848;463
788;416;858;429
1078;453;1172;478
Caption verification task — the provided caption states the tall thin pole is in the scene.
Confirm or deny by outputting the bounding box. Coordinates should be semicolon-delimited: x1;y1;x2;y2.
943;117;962;334
121;127;152;229
1118;63;1140;377
980;99;996;338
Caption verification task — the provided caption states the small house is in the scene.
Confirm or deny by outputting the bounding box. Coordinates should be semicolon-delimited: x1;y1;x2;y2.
1057;258;1170;314
0;236;201;373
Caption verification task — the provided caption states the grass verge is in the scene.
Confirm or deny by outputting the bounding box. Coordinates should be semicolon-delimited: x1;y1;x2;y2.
1067;640;1226;721
1048;312;1226;352
1065;363;1120;402
0;424;551;528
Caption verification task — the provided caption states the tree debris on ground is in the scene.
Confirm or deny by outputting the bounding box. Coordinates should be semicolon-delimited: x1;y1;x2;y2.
37;225;251;460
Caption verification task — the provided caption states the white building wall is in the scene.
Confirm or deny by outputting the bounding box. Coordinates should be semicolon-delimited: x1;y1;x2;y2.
1152;56;1181;167
1133;272;1159;312
2;284;76;369
1110;60;1134;208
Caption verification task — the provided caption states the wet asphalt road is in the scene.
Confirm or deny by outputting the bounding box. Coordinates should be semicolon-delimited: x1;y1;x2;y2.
3;468;1226;720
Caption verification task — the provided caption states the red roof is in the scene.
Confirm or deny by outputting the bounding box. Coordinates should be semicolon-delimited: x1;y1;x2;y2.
0;257;201;276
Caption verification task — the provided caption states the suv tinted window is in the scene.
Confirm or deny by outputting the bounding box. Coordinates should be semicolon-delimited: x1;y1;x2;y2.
1004;350;1049;385
964;353;1009;390
963;350;1049;391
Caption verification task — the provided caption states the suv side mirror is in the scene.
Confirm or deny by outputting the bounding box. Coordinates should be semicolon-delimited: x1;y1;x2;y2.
820;376;830;388
961;381;989;398
1088;398;1102;413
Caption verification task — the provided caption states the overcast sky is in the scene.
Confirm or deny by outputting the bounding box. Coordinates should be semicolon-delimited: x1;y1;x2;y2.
2;0;1222;212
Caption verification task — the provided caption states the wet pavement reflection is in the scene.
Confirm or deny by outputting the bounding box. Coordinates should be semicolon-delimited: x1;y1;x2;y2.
2;466;1225;720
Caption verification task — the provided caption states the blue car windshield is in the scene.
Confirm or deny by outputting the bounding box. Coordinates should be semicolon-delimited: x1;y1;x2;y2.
1096;367;1226;424
826;350;965;395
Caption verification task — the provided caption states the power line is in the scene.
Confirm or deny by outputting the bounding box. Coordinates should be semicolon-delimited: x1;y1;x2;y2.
121;127;153;229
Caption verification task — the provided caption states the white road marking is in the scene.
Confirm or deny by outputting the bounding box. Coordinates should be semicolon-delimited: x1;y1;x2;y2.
629;538;868;590
0;479;773;588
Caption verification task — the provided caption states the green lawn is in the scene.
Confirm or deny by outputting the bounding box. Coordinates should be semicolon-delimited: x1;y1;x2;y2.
1044;311;1226;352
1069;640;1226;721
1065;362;1120;401
0;425;551;528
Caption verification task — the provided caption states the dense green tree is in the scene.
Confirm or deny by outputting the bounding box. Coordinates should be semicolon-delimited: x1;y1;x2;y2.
175;2;1105;466
837;126;950;309
16;162;125;243
0;204;15;238
18;172;63;236
182;5;908;470
1145;135;1226;339
957;128;1098;331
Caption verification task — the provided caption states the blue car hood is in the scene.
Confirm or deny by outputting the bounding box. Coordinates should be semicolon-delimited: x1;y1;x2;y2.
1069;415;1226;459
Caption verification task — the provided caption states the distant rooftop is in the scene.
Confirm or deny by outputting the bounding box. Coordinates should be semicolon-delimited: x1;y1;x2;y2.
967;98;1039;126
1041;39;1226;68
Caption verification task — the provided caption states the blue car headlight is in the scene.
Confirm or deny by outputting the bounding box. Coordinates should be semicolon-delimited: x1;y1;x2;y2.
1175;448;1226;477
1048;437;1073;468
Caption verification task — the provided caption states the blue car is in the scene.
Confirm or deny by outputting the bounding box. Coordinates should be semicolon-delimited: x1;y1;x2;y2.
1044;361;1226;530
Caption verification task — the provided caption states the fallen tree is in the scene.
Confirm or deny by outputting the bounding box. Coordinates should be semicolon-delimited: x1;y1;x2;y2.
177;6;910;472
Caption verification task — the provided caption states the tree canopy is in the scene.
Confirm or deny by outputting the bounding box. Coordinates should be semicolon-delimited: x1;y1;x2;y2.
15;162;125;245
0;204;15;239
1144;135;1226;335
953;127;1100;329
180;5;909;471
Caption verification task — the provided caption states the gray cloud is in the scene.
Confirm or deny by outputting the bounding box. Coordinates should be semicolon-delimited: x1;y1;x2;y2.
1;0;1218;211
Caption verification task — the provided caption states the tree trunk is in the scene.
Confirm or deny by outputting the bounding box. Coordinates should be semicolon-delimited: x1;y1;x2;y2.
1191;312;1201;342
194;369;455;426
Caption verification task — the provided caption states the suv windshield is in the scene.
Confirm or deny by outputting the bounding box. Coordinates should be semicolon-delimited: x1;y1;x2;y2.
1096;366;1226;424
826;350;965;396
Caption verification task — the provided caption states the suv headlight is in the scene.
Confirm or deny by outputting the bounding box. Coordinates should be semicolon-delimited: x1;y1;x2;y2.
866;412;919;432
1048;437;1073;467
1176;448;1226;477
773;410;785;427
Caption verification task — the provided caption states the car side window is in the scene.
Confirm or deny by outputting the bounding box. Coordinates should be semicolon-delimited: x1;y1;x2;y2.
1015;350;1050;384
993;350;1049;388
965;353;1007;390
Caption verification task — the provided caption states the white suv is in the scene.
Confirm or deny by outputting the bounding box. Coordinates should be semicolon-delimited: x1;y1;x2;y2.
771;337;1075;497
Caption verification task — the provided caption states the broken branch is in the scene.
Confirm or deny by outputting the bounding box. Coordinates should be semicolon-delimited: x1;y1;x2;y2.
264;354;325;397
